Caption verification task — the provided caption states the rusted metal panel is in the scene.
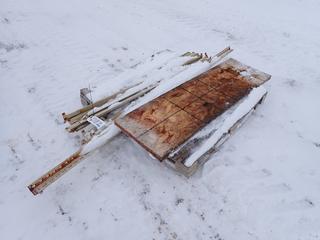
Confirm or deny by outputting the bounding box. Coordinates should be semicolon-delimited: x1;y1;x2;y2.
114;58;269;162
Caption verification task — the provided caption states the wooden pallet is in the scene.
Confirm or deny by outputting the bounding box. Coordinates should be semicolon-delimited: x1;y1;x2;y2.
115;58;271;175
165;90;267;176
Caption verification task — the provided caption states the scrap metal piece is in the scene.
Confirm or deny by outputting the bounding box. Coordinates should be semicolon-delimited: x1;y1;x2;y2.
181;47;232;66
182;53;203;66
28;150;83;195
80;88;92;106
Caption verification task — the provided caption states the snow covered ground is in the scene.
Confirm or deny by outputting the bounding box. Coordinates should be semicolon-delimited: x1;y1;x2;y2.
1;0;320;239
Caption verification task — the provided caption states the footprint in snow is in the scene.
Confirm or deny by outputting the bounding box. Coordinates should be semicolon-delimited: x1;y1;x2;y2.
0;59;8;65
8;142;24;167
282;32;291;38
0;41;27;52
27;133;41;151
313;142;320;149
27;86;36;94
247;183;291;196
1;17;10;24
275;198;315;212
248;168;272;179
284;78;299;88
225;144;236;152
233;155;254;166
175;197;184;206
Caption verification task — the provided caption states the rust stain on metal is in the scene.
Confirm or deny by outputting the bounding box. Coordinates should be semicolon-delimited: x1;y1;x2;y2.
28;150;82;195
115;64;254;160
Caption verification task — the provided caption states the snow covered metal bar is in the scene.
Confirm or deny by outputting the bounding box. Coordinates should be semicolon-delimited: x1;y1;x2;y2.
28;124;120;195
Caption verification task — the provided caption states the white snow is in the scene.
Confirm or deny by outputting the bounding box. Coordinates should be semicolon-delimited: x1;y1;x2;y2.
82;124;120;155
1;0;320;240
185;86;267;167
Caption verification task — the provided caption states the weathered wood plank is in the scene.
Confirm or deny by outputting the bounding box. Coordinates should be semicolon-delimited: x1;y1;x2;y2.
115;97;180;137
167;90;268;177
180;79;211;97
219;58;271;86
136;110;202;160
163;87;198;108
201;91;236;111
197;68;227;89
115;58;271;164
215;83;251;101
183;99;223;123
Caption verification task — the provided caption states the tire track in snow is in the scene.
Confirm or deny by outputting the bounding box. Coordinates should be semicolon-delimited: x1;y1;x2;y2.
131;0;240;46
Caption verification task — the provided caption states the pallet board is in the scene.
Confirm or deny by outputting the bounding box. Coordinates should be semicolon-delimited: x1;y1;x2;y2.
115;59;260;160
